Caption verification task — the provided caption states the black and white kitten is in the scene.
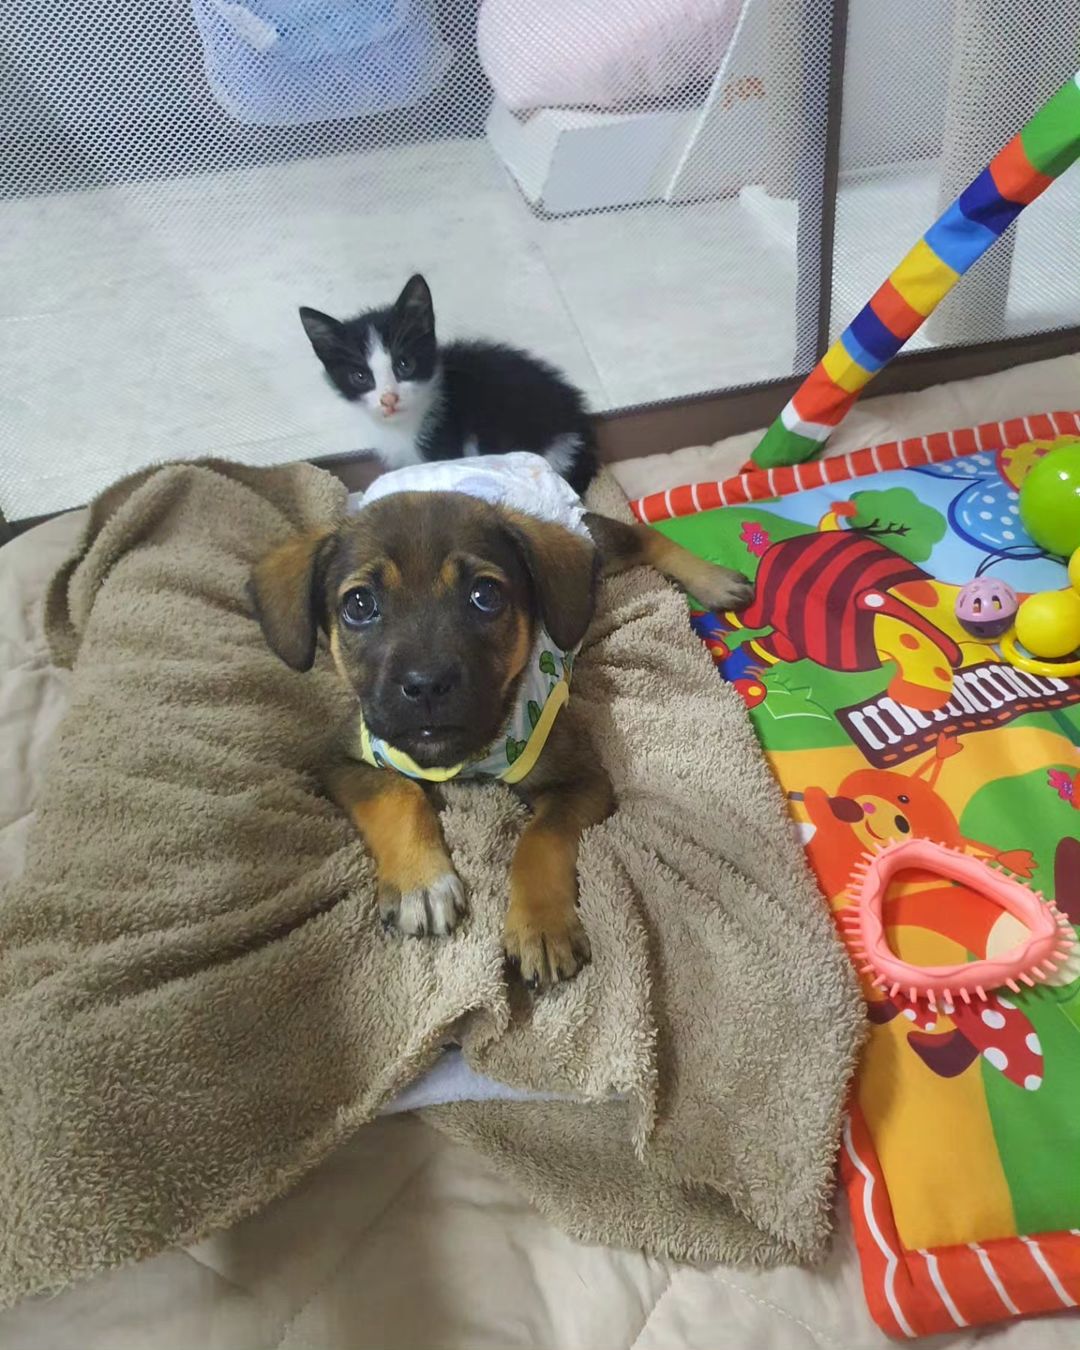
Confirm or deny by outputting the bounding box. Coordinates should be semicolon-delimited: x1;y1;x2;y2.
299;274;597;493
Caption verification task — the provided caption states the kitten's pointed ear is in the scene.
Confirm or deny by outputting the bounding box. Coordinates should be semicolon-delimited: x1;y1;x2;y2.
299;307;345;361
395;274;434;334
248;528;335;672
504;512;599;651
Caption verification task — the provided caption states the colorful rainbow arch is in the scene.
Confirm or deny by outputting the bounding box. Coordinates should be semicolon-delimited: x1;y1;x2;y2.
753;71;1080;468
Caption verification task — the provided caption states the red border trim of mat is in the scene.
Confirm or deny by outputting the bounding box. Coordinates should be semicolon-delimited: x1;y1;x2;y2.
629;410;1080;525
842;1102;1080;1338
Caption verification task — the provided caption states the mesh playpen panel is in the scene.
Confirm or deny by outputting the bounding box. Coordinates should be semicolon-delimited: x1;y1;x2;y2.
0;0;1077;520
830;0;1080;353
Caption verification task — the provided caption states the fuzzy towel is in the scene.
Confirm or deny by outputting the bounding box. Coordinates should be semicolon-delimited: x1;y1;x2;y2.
0;459;863;1307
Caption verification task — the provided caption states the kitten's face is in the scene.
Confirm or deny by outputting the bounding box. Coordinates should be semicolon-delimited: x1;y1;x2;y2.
300;274;438;426
342;323;436;424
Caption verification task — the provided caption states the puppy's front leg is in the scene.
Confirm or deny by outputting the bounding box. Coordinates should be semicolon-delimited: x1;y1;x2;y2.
584;512;754;611
505;721;614;989
326;759;466;937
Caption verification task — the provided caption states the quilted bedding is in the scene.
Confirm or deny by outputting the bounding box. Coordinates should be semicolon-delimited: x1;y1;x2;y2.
3;356;1080;1348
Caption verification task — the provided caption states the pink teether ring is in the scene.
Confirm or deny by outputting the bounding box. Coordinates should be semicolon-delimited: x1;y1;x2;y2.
839;837;1074;1008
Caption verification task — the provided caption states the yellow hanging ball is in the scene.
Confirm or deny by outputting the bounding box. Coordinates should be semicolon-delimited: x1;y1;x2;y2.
1069;547;1080;593
1015;589;1080;659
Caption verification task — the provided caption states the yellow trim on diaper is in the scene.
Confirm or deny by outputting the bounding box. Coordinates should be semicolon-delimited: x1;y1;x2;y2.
500;679;568;783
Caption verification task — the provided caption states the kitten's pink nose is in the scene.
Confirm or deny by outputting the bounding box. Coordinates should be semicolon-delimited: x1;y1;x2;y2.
380;391;400;414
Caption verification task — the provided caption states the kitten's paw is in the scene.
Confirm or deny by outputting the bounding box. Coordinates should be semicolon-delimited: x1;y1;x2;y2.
380;869;467;937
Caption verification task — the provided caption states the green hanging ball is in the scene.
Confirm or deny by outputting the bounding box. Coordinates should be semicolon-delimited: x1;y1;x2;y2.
1019;443;1080;557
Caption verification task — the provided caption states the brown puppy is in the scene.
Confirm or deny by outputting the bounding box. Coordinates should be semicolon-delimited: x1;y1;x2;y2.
250;491;751;988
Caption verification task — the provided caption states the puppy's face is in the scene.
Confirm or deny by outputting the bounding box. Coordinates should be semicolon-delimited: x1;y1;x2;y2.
250;492;597;769
329;495;537;768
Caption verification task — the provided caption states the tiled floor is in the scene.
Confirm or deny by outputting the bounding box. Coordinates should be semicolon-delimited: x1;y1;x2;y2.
0;136;797;519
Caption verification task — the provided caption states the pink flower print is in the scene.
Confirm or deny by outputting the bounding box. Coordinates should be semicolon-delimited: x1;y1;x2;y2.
739;520;771;558
1048;768;1080;809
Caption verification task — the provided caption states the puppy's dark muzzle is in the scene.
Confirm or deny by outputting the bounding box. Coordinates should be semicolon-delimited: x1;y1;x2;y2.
367;654;496;765
399;664;460;708
385;662;473;739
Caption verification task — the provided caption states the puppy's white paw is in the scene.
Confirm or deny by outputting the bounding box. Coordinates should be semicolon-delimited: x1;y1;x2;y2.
671;553;756;613
381;870;467;938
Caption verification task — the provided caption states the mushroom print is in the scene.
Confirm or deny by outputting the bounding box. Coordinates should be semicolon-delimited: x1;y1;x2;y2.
868;990;1044;1090
915;452;1032;557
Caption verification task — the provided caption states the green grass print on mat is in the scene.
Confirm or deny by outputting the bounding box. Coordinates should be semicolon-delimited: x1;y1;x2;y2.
745;663;899;753
650;504;802;569
961;755;1080;1236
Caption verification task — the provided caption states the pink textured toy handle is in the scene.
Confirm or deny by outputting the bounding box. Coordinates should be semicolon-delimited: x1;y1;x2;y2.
839;838;1074;1008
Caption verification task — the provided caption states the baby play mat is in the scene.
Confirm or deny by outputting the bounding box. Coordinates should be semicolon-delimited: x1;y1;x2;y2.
633;410;1080;1339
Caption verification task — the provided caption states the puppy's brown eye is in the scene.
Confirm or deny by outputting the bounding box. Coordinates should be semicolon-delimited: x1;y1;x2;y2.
469;577;504;615
341;587;379;627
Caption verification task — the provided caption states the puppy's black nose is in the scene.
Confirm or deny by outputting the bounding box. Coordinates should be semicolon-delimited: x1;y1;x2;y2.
400;665;460;703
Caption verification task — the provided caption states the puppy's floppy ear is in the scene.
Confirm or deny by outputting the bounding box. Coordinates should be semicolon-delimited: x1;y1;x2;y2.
299;307;346;363
248;529;335;672
394;274;434;335
504;511;599;651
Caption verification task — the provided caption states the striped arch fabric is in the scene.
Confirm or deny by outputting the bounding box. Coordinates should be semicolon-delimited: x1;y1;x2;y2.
752;71;1080;468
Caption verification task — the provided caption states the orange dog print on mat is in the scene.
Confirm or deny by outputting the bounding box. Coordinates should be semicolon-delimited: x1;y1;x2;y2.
801;735;1035;901
802;734;1045;1089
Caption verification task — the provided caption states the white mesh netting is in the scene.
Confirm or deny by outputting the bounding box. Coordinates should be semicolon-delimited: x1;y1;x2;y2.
1;0;1076;520
0;0;835;519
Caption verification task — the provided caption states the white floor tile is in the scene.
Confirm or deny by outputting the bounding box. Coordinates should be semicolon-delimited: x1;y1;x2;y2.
530;194;797;408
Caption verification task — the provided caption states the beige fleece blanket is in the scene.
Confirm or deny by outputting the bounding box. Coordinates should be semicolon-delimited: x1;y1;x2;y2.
0;459;863;1307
